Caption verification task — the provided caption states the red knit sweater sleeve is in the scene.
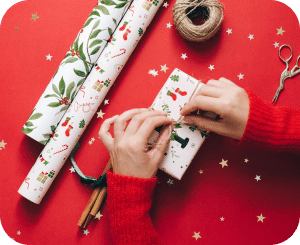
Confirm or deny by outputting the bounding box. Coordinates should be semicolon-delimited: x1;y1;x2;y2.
106;170;164;245
239;90;300;153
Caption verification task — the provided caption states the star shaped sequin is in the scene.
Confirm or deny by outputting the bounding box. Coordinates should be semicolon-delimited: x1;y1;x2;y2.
277;27;285;35
248;34;254;41
160;64;169;73
255;175;261;181
69;167;76;173
273;42;279;48
238;73;244;80
163;2;169;7
181;53;187;60
166;22;172;28
97;110;105;119
192;232;201;240
208;65;215;71
219;159;228;168
0;140;7;150
226;28;232;34
244;158;249;163
17;231;21;235
95;211;103;220
83;229;90;235
199;169;203;174
46;54;53;61
257;214;266;223
31;13;39;21
104;99;109;105
167;179;174;186
220;217;225;221
149;69;158;77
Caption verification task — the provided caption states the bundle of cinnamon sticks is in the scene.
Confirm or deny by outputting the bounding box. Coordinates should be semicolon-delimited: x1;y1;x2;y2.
78;159;112;229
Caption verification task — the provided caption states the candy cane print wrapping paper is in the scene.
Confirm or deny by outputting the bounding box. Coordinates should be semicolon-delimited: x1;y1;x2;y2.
21;0;132;144
18;0;164;204
149;69;207;180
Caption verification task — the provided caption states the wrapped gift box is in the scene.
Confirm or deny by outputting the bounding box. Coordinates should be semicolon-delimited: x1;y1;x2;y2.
150;68;207;180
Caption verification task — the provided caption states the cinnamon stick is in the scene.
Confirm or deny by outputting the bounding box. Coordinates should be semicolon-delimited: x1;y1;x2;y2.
78;159;112;228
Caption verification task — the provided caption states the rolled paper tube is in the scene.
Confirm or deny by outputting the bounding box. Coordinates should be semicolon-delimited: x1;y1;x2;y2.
18;0;164;204
21;1;132;144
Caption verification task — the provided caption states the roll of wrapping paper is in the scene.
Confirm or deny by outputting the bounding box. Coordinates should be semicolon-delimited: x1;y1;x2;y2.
18;0;164;204
21;0;132;144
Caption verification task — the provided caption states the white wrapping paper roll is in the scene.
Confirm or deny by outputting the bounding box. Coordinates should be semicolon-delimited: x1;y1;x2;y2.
18;0;164;204
22;1;131;144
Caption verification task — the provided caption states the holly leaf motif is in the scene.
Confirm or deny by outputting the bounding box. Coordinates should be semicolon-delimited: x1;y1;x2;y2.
66;81;75;100
48;102;61;107
74;69;86;77
59;77;66;96
29;113;43;120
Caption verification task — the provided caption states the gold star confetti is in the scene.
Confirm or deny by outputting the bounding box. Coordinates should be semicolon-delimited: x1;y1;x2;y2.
97;110;105;119
255;175;261;181
14;27;19;31
31;13;39;21
160;64;169;73
69;167;75;173
17;231;21;235
89;137;96;145
95;211;103;220
192;231;201;240
277;27;285;35
257;214;266;223
199;169;203;174
219;159;228;168
83;229;90;235
0;140;7;150
220;217;225;221
244;158;249;163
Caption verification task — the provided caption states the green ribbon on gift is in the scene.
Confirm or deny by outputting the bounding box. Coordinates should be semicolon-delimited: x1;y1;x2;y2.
70;142;107;188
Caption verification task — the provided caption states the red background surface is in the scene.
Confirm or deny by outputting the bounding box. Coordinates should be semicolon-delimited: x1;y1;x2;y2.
1;0;300;244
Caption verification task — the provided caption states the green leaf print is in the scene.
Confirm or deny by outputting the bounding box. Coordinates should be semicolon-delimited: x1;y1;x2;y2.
79;43;86;61
74;69;86;77
90;29;102;39
29;113;43;120
65;57;78;64
83;18;94;28
22;127;36;134
66;81;75;99
48;102;61;107
91;46;100;56
93;20;100;30
83;61;90;74
100;0;116;6
59;77;66;96
52;83;61;96
89;39;102;48
108;27;113;36
90;11;100;17
97;5;110;15
74;38;79;52
25;121;34;127
77;78;85;87
116;2;127;8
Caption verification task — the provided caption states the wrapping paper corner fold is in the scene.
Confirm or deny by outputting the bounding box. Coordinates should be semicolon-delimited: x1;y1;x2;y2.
150;68;207;180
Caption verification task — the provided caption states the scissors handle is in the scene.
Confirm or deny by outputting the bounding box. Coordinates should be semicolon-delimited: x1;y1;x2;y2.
279;44;293;64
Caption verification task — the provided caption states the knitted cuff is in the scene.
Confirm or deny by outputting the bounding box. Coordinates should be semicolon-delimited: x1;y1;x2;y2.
239;90;300;151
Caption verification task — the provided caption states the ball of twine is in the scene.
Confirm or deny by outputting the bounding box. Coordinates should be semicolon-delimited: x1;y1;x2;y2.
173;0;224;42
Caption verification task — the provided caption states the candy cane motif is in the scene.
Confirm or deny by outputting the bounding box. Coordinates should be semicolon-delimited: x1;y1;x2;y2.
53;144;68;155
24;177;30;189
111;48;126;59
129;6;134;16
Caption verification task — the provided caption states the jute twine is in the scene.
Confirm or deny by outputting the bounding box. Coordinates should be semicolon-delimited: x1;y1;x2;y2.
173;0;224;42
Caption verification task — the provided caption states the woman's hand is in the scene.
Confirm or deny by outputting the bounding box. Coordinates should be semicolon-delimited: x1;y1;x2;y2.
98;108;172;178
181;78;249;140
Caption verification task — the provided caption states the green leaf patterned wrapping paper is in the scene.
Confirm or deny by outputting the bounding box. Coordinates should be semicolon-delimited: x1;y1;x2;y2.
149;69;207;180
18;0;164;204
22;0;131;144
